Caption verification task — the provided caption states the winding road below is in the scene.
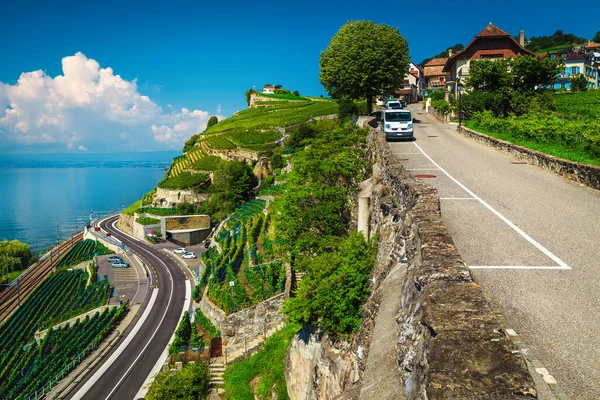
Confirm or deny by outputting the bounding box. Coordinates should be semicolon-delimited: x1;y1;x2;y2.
67;215;190;400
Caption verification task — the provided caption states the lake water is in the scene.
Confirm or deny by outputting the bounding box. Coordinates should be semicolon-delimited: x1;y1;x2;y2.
0;152;179;253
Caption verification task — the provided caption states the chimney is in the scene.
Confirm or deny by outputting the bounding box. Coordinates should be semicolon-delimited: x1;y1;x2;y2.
448;48;453;57
519;30;525;47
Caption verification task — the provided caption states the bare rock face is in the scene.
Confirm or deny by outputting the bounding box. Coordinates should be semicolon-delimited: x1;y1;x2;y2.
285;326;358;400
152;187;211;209
254;157;271;181
117;213;134;235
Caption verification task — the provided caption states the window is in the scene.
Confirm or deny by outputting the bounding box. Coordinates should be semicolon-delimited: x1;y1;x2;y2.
551;54;556;60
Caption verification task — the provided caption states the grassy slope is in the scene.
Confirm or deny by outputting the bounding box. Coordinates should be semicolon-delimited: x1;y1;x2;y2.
223;323;301;400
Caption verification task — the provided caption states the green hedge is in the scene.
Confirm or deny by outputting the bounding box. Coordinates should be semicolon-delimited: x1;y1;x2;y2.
470;110;600;163
136;217;160;225
137;207;179;216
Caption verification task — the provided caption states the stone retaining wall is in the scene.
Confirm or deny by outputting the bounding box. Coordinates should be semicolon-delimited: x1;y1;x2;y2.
458;125;600;191
427;107;449;123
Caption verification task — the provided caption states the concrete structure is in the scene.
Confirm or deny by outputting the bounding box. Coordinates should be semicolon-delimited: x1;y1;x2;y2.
161;215;211;245
443;23;533;97
584;41;600;87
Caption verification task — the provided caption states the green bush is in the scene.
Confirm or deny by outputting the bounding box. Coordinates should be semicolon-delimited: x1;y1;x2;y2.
137;207;179;216
432;99;451;114
136;217;160;225
195;310;220;338
146;361;210;400
282;232;376;334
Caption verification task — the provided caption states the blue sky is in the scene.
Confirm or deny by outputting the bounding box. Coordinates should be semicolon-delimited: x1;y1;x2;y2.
0;0;596;153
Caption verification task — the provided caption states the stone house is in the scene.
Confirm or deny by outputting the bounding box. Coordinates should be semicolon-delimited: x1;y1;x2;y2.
423;57;448;89
442;23;533;98
395;62;423;103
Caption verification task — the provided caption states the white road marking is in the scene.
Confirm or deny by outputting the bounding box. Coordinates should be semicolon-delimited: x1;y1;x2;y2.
135;280;192;399
102;227;176;400
470;266;568;270
412;141;571;270
70;289;160;400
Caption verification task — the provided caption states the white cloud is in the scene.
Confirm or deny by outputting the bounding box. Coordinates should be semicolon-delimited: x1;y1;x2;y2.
0;52;220;152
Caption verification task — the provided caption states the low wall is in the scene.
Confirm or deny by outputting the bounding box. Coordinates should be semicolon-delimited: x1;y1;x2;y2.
427;107;449;123
220;293;286;350
458;125;600;191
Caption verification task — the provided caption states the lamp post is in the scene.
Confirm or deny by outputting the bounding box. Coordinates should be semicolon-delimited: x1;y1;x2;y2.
457;77;463;127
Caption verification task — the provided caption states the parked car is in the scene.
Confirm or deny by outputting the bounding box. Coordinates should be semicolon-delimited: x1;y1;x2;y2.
108;256;123;263
182;252;197;259
380;109;414;140
112;261;130;268
173;248;187;254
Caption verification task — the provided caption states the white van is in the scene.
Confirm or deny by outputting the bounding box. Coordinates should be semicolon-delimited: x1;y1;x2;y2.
380;109;414;140
385;100;403;110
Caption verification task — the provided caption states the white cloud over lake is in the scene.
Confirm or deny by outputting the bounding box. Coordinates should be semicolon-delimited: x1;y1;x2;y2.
0;52;217;153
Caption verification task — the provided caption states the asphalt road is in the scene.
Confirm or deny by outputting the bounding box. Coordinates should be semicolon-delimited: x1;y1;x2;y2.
388;105;600;399
67;215;188;400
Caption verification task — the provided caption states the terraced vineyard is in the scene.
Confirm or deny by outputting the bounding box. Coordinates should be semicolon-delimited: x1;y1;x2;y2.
0;269;115;399
201;198;286;312
56;239;112;269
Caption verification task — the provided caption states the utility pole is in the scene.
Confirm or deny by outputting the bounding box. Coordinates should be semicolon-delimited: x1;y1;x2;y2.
16;277;20;306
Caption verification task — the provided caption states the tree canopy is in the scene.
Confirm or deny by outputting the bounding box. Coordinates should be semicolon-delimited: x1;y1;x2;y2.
463;56;562;116
570;74;589;92
206;116;218;130
319;20;409;114
145;361;210;400
593;31;600;43
525;30;587;52
0;240;34;277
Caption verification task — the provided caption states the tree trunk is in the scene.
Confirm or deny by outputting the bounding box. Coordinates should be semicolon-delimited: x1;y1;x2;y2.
366;96;373;115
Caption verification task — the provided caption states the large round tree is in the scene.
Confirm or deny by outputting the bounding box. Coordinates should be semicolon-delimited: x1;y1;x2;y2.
320;21;410;114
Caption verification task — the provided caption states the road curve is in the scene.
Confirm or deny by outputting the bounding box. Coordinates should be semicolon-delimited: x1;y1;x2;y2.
67;215;188;400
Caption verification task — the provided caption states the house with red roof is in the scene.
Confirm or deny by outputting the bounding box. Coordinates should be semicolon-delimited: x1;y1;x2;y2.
442;23;533;97
423;57;448;89
396;61;423;103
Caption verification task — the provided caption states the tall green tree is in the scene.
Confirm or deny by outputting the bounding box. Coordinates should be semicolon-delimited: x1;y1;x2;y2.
212;160;258;208
319;20;409;114
570;74;589;92
594;31;600;43
206;116;218;130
